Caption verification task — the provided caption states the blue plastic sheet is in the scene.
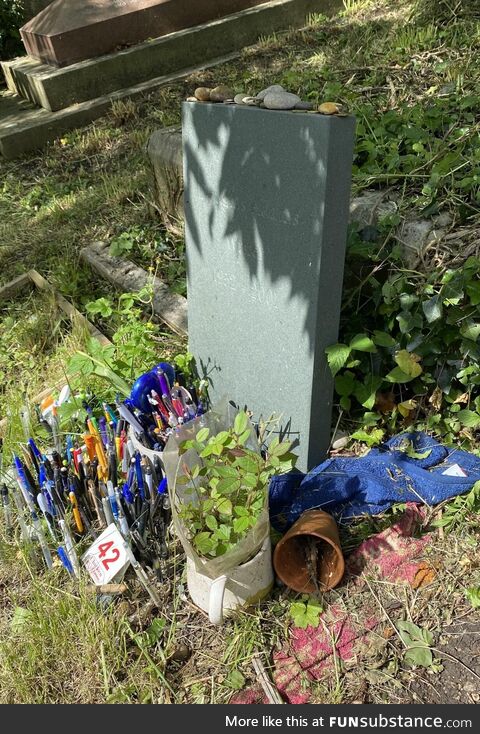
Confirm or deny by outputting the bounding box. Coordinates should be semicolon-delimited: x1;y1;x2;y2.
269;432;480;531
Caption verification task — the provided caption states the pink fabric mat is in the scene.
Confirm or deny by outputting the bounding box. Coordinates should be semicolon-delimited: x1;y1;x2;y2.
232;505;433;704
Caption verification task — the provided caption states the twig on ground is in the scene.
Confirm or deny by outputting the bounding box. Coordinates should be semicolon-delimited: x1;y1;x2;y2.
252;653;284;704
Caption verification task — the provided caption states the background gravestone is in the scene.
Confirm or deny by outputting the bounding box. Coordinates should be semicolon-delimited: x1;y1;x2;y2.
21;0;268;67
183;102;355;472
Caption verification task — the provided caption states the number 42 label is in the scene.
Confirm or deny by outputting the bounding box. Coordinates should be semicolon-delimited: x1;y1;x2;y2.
82;524;129;585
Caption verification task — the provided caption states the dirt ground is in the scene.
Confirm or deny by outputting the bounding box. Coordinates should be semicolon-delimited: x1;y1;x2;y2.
406;619;480;704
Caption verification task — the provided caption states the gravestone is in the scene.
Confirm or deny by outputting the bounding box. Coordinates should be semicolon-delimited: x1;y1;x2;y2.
183;102;355;472
21;0;268;67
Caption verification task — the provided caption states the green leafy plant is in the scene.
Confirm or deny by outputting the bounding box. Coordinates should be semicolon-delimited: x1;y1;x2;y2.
431;481;480;532
109;228;143;257
177;411;296;558
224;669;246;690
289;597;323;629
327;254;480;446
68;288;160;398
173;352;196;385
396;620;434;668
465;587;480;609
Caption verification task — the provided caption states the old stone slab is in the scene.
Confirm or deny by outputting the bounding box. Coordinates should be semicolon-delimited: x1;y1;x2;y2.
20;0;269;67
0;52;236;159
81;242;188;335
6;0;342;111
183;102;355;471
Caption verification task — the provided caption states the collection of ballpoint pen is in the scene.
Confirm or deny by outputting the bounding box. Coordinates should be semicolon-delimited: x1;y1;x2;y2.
0;361;204;596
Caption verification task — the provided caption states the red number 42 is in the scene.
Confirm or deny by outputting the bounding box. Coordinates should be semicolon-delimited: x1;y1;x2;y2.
98;541;120;570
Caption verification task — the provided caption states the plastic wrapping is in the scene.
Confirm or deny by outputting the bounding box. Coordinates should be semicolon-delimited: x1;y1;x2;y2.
161;400;270;579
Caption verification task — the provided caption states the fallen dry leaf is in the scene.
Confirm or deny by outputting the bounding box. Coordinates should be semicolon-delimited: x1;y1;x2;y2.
412;562;437;589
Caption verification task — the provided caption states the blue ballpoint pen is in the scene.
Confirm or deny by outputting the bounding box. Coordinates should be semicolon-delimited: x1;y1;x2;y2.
57;546;74;574
135;453;145;501
14;456;53;569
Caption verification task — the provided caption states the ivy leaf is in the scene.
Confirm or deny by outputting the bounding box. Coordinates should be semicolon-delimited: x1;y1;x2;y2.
340;396;351;411
325;343;351;377
466;281;480;305
422;295;443;323
460;322;480;341
398;399;417;417
386;366;415;384
350;333;377;353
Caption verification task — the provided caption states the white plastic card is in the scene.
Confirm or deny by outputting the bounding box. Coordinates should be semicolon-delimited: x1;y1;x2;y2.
442;464;468;477
82;523;129;585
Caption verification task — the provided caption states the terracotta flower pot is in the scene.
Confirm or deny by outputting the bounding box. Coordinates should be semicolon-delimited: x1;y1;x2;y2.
273;509;345;593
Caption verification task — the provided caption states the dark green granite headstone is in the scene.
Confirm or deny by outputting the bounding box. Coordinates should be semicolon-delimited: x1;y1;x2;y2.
182;102;355;471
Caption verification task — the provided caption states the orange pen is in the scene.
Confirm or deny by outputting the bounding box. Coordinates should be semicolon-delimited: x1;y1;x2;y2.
84;434;96;462
69;491;84;534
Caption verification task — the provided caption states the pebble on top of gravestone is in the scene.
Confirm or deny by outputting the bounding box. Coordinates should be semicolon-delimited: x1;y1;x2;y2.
20;0;268;67
182;83;354;472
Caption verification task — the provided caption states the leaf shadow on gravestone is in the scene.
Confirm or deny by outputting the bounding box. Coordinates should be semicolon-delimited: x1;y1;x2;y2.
183;103;354;360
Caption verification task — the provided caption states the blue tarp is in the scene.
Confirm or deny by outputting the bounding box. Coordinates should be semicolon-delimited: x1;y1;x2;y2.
269;432;480;531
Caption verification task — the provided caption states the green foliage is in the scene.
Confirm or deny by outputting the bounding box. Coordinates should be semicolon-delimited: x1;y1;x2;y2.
109;229;140;257
173;352;196;384
289;597;323;629
327;254;480;445
0;0;24;60
177;413;296;559
465;587;480;609
224;669;246;690
431;481;480;532
68;288;160;397
396;620;434;668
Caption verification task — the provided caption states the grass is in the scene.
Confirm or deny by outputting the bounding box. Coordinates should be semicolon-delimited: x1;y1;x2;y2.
0;0;480;705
